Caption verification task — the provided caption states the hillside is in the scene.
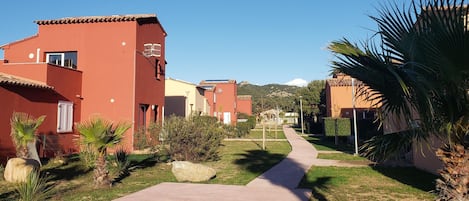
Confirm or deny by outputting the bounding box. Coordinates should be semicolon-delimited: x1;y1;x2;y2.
237;81;301;114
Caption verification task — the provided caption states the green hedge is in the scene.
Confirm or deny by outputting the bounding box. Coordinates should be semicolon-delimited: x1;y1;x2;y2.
324;118;351;137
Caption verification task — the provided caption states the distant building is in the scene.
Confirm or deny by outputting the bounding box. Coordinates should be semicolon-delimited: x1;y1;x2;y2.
325;73;377;120
199;80;238;125
237;95;252;116
165;78;210;118
0;14;167;161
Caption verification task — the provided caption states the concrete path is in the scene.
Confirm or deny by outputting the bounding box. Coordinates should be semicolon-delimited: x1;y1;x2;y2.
114;125;366;201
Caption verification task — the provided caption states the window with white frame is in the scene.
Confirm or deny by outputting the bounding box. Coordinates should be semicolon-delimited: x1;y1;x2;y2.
57;101;73;133
46;52;77;69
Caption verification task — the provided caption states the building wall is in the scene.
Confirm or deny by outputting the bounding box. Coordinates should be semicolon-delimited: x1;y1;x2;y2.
237;95;252;116
132;21;166;150
325;77;377;118
195;87;210;115
165;78;196;117
412;136;444;175
1;15;166;152
0;65;82;162
326;85;374;117
213;82;237;125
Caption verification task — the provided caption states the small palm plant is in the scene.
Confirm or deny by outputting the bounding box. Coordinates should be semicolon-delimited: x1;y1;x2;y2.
114;147;131;177
15;171;54;201
77;117;130;187
10;112;45;158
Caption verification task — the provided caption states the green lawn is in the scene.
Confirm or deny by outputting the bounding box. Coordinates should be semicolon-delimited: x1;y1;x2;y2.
300;166;437;201
0;140;291;200
301;134;438;201
303;135;354;152
247;129;286;139
317;153;370;161
205;140;291;185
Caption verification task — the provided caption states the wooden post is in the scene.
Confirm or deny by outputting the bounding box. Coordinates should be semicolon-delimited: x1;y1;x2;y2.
263;123;266;150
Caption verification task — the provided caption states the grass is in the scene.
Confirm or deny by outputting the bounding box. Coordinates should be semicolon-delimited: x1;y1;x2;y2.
299;166;437;201
303;135;354;152
317;153;370;161
205;140;291;185
247;129;286;139
0;140;291;200
301;133;439;201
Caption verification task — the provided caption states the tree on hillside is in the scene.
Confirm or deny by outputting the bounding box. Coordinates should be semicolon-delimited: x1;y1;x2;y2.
329;0;469;199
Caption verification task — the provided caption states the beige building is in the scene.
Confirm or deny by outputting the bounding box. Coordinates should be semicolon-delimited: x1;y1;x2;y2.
165;78;210;118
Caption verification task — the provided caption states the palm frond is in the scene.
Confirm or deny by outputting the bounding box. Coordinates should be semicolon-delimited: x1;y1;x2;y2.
360;128;430;162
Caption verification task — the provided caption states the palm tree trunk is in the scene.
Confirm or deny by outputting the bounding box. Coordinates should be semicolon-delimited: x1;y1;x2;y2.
435;144;469;201
17;146;29;158
94;152;110;187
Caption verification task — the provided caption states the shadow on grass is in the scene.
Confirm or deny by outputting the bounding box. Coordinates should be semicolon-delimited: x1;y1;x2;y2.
234;150;286;174
305;136;354;152
299;176;332;201
0;190;17;200
372;166;438;192
43;163;92;182
112;153;162;184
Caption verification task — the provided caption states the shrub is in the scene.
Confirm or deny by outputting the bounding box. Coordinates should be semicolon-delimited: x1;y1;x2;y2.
235;122;251;138
133;127;147;150
15;171;55;201
134;122;162;151
324;118;351;137
165;115;224;162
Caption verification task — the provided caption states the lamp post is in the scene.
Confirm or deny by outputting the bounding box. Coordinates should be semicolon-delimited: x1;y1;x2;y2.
352;78;359;155
299;96;304;135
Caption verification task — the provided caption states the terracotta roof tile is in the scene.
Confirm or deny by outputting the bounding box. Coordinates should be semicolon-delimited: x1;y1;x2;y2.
35;14;158;25
0;73;54;89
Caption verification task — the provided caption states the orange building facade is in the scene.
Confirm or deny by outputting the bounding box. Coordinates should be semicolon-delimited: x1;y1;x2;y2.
325;73;377;120
0;14;166;161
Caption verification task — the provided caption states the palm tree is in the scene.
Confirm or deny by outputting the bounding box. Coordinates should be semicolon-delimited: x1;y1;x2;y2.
328;0;469;199
77;117;130;187
10;112;45;158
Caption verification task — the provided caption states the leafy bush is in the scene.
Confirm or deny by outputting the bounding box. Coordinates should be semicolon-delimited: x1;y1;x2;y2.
165;115;224;162
133;127;147;150
324;118;351;137
134;122;162;151
15;171;55;201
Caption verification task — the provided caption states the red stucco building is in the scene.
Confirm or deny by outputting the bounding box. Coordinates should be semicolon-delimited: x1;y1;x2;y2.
0;14;167;162
237;95;252;116
199;80;238;125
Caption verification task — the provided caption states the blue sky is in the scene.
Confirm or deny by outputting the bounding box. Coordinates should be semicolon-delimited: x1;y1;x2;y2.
0;0;406;86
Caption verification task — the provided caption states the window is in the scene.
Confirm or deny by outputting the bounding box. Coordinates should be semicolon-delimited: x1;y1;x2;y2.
57;101;73;133
155;59;165;80
46;52;77;69
151;105;158;122
138;104;149;129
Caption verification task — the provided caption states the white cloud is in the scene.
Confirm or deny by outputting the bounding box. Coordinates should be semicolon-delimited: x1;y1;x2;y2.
285;78;308;87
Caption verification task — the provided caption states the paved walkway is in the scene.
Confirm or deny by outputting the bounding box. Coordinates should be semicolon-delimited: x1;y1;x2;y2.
114;125;365;201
